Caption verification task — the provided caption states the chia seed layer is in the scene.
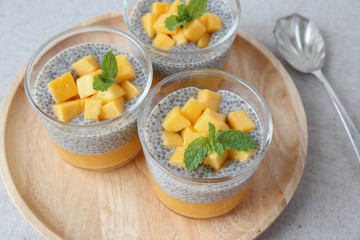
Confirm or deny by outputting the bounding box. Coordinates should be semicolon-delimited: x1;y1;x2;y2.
128;0;236;79
33;43;146;155
144;87;264;203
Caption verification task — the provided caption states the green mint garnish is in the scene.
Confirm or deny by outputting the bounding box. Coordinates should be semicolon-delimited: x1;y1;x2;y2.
93;50;118;92
165;0;207;31
183;122;257;171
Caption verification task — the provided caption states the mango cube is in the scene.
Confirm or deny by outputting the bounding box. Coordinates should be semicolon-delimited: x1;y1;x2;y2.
72;55;99;77
183;19;206;42
171;28;189;45
95;83;126;102
169;147;186;167
115;55;136;84
163;106;191;132
180;97;205;124
162;130;183;147
152;2;169;16
196;32;211;48
47;72;78;103
182;128;208;147
99;97;125;120
142;12;157;38
153;14;179;35
203;150;228;170
201;13;222;33
228;149;255;162
227;109;256;133
84;98;102;121
221;122;230;130
52;99;83;122
167;0;184;13
197;89;222;112
194;108;225;132
152;32;176;50
76;70;101;99
120;80;140;100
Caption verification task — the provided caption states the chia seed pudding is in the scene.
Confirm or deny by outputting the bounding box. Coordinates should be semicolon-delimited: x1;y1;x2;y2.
32;42;147;156
143;87;264;203
124;0;240;79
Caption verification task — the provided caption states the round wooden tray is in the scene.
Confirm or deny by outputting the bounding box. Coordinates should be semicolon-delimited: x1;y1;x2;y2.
0;11;307;240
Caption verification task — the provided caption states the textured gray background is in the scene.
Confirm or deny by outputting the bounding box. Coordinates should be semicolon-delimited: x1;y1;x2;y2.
1;0;360;239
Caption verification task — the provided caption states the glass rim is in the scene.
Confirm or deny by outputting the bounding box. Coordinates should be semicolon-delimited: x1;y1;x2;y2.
138;69;273;185
24;25;153;129
123;0;241;56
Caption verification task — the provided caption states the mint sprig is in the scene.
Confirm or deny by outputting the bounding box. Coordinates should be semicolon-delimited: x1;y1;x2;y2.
165;0;207;31
183;122;257;171
93;50;118;92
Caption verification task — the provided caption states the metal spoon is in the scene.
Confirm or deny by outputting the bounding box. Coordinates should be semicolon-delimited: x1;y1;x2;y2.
273;13;360;162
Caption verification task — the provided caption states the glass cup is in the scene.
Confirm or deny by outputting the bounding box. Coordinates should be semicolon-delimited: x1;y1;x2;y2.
138;69;272;218
25;26;153;170
123;0;241;80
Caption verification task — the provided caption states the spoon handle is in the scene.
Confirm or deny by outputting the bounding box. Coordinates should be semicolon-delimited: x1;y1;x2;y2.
312;69;360;162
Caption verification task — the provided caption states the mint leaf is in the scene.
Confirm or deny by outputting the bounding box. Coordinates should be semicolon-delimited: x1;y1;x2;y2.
187;0;207;19
165;0;207;31
215;129;257;151
208;122;216;149
165;15;185;31
93;75;116;92
214;142;224;157
184;137;211;171
93;50;118;92
101;51;118;79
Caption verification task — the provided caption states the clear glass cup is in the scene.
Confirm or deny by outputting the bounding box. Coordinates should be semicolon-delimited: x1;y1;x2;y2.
24;25;153;170
123;0;241;80
138;69;273;218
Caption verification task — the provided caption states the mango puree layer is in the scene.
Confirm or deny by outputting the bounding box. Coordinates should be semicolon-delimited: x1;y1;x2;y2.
52;136;141;170
149;173;250;219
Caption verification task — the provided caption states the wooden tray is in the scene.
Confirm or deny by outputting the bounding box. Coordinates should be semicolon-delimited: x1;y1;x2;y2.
0;11;307;240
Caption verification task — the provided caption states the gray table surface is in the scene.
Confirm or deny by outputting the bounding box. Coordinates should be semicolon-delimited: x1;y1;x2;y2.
1;0;359;239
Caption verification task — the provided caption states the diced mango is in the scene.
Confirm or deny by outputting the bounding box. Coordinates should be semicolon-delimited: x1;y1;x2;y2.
95;83;126;102
180;97;205;124
221;122;230;130
52;99;83;122
203;150;228;170
194;108;225;132
152;32;176;50
84;98;102;121
196;32;211;48
76;70;101;99
198;13;208;25
120;80;140;100
99;97;125;120
72;55;99;77
153;14;179;35
142;12;157;38
183;19;206;42
227;109;256;133
47;72;78;103
180;127;195;138
115;55;136;84
182;128;208;147
228;149;255;162
170;28;189;45
163;106;191;132
200;13;222;33
167;0;184;13
152;2;169;16
197;89;222;112
162;130;183;147
169;147;186;167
